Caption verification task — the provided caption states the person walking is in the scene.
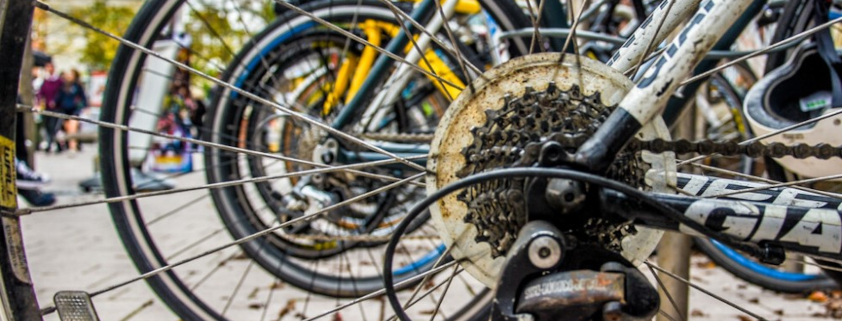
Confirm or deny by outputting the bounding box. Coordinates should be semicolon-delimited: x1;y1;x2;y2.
54;69;87;152
36;62;64;152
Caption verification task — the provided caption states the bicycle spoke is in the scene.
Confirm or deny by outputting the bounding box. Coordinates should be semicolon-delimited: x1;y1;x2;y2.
791;258;842;273
685;163;842;200
38;172;423;316
678;108;842;166
628;0;676;79
18;106;422;187
387;2;456;102
383;268;466;321
658;310;680;321
426;263;459;321
559;0;587;56
646;264;686;321
221;259;257;316
432;0;476;89
272;0;465;93
35;0;428;172
707;173;842;198
302;260;459;321
397;246;452;316
645;261;769;321
524;0;541;54
301;253;322;320
385;0;482;77
188;250;243;292
681;15;842;87
147;194;211;226
165;228;227;261
10;156;423;216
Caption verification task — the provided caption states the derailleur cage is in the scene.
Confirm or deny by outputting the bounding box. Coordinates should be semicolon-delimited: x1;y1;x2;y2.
492;221;659;321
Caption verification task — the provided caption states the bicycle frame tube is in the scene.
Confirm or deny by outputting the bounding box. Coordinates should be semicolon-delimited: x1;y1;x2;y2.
601;173;842;262
661;0;765;127
356;0;462;133
576;0;756;173
331;0;438;128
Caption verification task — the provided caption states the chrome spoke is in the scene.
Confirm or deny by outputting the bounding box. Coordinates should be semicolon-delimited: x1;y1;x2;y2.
426;263;459;321
384;268;466;321
373;0;482;76
524;0;542;54
559;0;588;56
708;173;842;198
646;264;686;321
10;156;424;215
681;15;842;86
38;173;423;316
302;260;459;321
629;0;677;79
645;261;769;321
35;0;428;172
679;108;842;166
17;105;422;187
686;163;842;200
433;0;476;87
271;0;464;93
791;258;842;273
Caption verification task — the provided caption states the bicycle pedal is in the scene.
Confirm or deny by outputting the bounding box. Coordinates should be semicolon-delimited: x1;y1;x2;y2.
54;291;100;321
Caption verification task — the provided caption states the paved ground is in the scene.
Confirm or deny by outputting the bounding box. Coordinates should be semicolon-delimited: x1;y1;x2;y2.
16;145;841;320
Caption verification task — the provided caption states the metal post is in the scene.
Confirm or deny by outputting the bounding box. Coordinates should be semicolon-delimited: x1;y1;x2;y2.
656;232;692;321
655;101;697;321
0;0;42;319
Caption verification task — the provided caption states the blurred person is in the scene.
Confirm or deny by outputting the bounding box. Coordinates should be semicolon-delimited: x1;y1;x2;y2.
54;69;87;152
15;94;56;207
14;156;55;207
37;62;64;153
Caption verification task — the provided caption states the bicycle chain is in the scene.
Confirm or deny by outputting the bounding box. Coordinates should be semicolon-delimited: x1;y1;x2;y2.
281;233;440;242
368;132;842;160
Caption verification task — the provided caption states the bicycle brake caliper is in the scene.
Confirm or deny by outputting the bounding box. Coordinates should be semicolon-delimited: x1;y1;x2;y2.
492;221;659;321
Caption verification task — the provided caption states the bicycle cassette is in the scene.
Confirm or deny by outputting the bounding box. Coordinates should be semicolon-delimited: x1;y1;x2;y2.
427;53;677;288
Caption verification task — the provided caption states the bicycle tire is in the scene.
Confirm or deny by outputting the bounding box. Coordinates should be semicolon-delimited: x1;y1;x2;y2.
204;2;462;296
101;0;513;318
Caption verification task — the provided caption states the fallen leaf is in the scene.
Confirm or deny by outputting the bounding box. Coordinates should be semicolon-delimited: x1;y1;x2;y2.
278;299;297;318
809;291;829;303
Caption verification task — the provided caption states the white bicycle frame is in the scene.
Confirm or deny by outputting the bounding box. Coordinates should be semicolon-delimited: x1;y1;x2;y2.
359;0;753;134
607;0;754;126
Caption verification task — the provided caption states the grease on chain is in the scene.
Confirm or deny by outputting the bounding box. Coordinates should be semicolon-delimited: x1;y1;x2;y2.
368;125;842;161
628;138;842;159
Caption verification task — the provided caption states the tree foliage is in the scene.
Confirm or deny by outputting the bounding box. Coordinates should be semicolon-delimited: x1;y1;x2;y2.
69;0;137;71
185;0;275;77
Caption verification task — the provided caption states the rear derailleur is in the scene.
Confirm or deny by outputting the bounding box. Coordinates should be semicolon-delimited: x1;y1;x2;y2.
491;220;659;321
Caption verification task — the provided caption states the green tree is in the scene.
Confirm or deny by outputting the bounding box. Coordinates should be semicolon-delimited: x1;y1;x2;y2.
185;0;274;77
69;0;137;71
